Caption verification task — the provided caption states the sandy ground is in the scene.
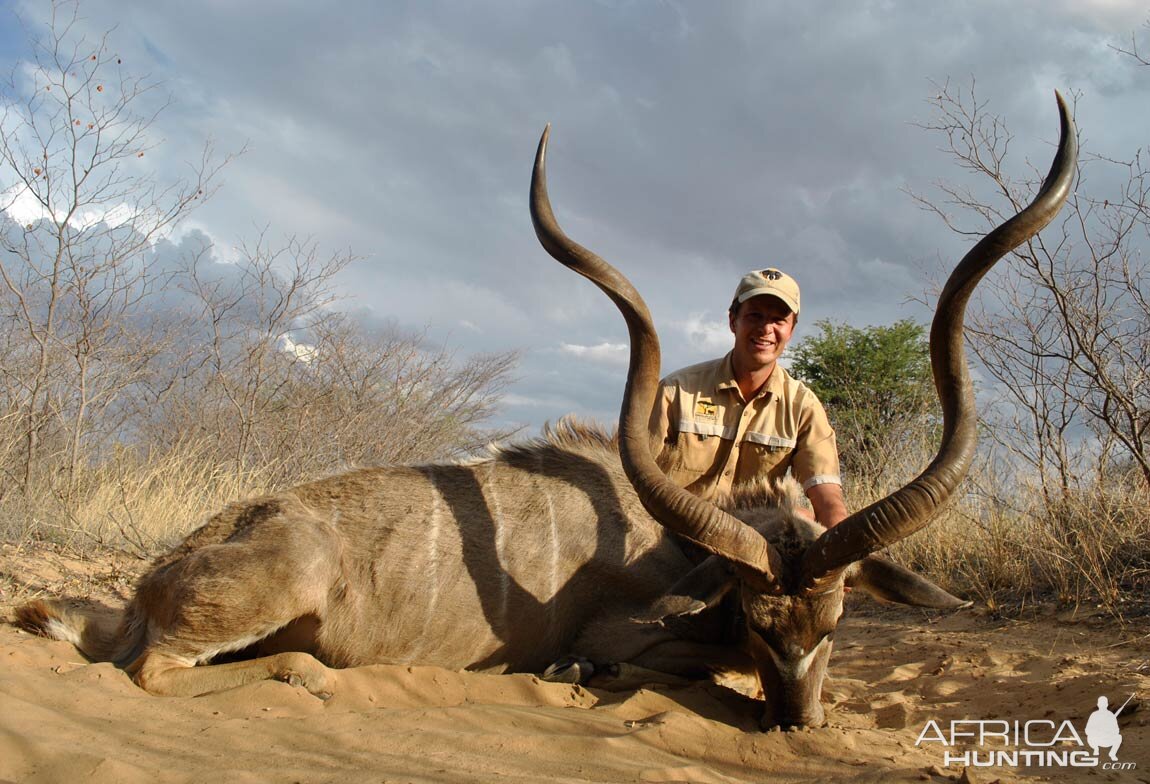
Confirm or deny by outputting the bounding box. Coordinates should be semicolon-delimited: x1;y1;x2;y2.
1;542;1147;784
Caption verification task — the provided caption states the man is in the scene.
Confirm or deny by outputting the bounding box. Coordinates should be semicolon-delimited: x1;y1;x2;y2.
650;268;849;528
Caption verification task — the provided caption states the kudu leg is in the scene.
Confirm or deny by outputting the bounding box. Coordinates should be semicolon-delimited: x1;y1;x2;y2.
622;639;756;683
547;612;756;690
129;649;334;698
124;518;342;698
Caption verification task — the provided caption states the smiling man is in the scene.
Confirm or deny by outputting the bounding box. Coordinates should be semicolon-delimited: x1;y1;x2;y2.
650;268;849;528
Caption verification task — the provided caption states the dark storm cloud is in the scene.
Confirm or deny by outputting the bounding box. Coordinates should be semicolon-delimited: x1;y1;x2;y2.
5;0;1148;432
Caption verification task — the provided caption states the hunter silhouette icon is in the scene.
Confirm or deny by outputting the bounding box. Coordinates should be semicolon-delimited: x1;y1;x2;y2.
1086;695;1131;761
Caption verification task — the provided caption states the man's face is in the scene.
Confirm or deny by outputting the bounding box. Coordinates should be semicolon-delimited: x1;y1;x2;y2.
729;294;795;373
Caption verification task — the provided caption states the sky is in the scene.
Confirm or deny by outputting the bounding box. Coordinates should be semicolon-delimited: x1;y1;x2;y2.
1;0;1148;435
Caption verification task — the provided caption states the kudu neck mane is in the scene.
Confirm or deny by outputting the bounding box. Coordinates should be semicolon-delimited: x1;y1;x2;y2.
492;418;620;464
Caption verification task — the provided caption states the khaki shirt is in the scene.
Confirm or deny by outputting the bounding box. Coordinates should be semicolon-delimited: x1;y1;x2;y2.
650;353;841;501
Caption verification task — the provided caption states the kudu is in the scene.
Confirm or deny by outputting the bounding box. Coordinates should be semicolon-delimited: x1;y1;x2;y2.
15;95;1074;730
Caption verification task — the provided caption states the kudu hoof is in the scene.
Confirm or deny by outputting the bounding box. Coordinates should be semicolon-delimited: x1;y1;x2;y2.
541;656;595;684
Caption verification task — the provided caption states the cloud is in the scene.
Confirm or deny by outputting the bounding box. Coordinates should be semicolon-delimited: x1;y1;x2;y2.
0;185;150;234
6;0;1145;435
278;334;318;364
676;313;732;356
500;392;579;409
1;185;50;226
559;341;629;365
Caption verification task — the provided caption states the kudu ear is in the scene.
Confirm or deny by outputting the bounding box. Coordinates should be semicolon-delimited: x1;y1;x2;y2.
630;556;736;625
846;556;972;610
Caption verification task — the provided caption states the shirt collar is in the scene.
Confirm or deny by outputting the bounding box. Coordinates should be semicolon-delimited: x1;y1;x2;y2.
715;352;740;394
715;351;788;401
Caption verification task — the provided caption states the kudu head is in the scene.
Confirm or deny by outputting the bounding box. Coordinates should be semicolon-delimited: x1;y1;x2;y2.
530;94;1076;729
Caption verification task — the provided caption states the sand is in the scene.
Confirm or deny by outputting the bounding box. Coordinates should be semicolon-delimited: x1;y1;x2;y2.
1;542;1147;784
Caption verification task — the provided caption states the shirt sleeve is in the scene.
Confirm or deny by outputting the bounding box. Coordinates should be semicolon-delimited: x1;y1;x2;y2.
792;393;841;489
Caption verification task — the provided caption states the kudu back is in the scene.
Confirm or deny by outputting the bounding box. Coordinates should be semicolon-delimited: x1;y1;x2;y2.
16;97;1074;729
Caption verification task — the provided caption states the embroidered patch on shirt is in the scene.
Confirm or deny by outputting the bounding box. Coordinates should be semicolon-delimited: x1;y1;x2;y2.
694;400;718;422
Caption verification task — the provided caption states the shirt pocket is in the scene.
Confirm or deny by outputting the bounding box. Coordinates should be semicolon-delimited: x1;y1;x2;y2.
672;422;729;473
741;432;797;474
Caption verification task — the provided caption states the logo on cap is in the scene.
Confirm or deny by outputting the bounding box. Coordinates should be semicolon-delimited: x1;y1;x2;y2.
733;268;800;313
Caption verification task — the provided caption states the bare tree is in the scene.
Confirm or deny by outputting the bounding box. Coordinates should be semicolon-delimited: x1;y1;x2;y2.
140;234;519;485
277;318;520;469
1112;17;1150;66
167;232;353;473
909;79;1150;494
0;2;518;549
0;0;227;496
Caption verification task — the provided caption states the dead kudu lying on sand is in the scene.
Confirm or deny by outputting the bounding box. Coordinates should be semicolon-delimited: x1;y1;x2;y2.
17;96;1075;729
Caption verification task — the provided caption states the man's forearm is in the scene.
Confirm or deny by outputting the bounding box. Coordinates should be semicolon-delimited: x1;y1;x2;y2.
806;482;849;528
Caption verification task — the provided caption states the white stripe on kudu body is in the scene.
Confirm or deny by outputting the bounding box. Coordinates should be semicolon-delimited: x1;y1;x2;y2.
486;461;510;630
546;489;560;629
410;480;444;661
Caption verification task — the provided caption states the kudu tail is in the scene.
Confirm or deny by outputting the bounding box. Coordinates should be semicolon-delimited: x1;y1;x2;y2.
15;598;146;666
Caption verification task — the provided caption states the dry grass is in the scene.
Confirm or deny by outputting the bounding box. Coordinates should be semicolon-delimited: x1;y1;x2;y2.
834;424;1150;623
884;468;1150;624
0;439;280;558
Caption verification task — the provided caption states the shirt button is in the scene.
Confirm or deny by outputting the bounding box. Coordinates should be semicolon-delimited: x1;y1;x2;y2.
743;408;751;417
723;470;732;477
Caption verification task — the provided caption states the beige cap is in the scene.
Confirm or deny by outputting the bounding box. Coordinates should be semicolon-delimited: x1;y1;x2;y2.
733;268;800;314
